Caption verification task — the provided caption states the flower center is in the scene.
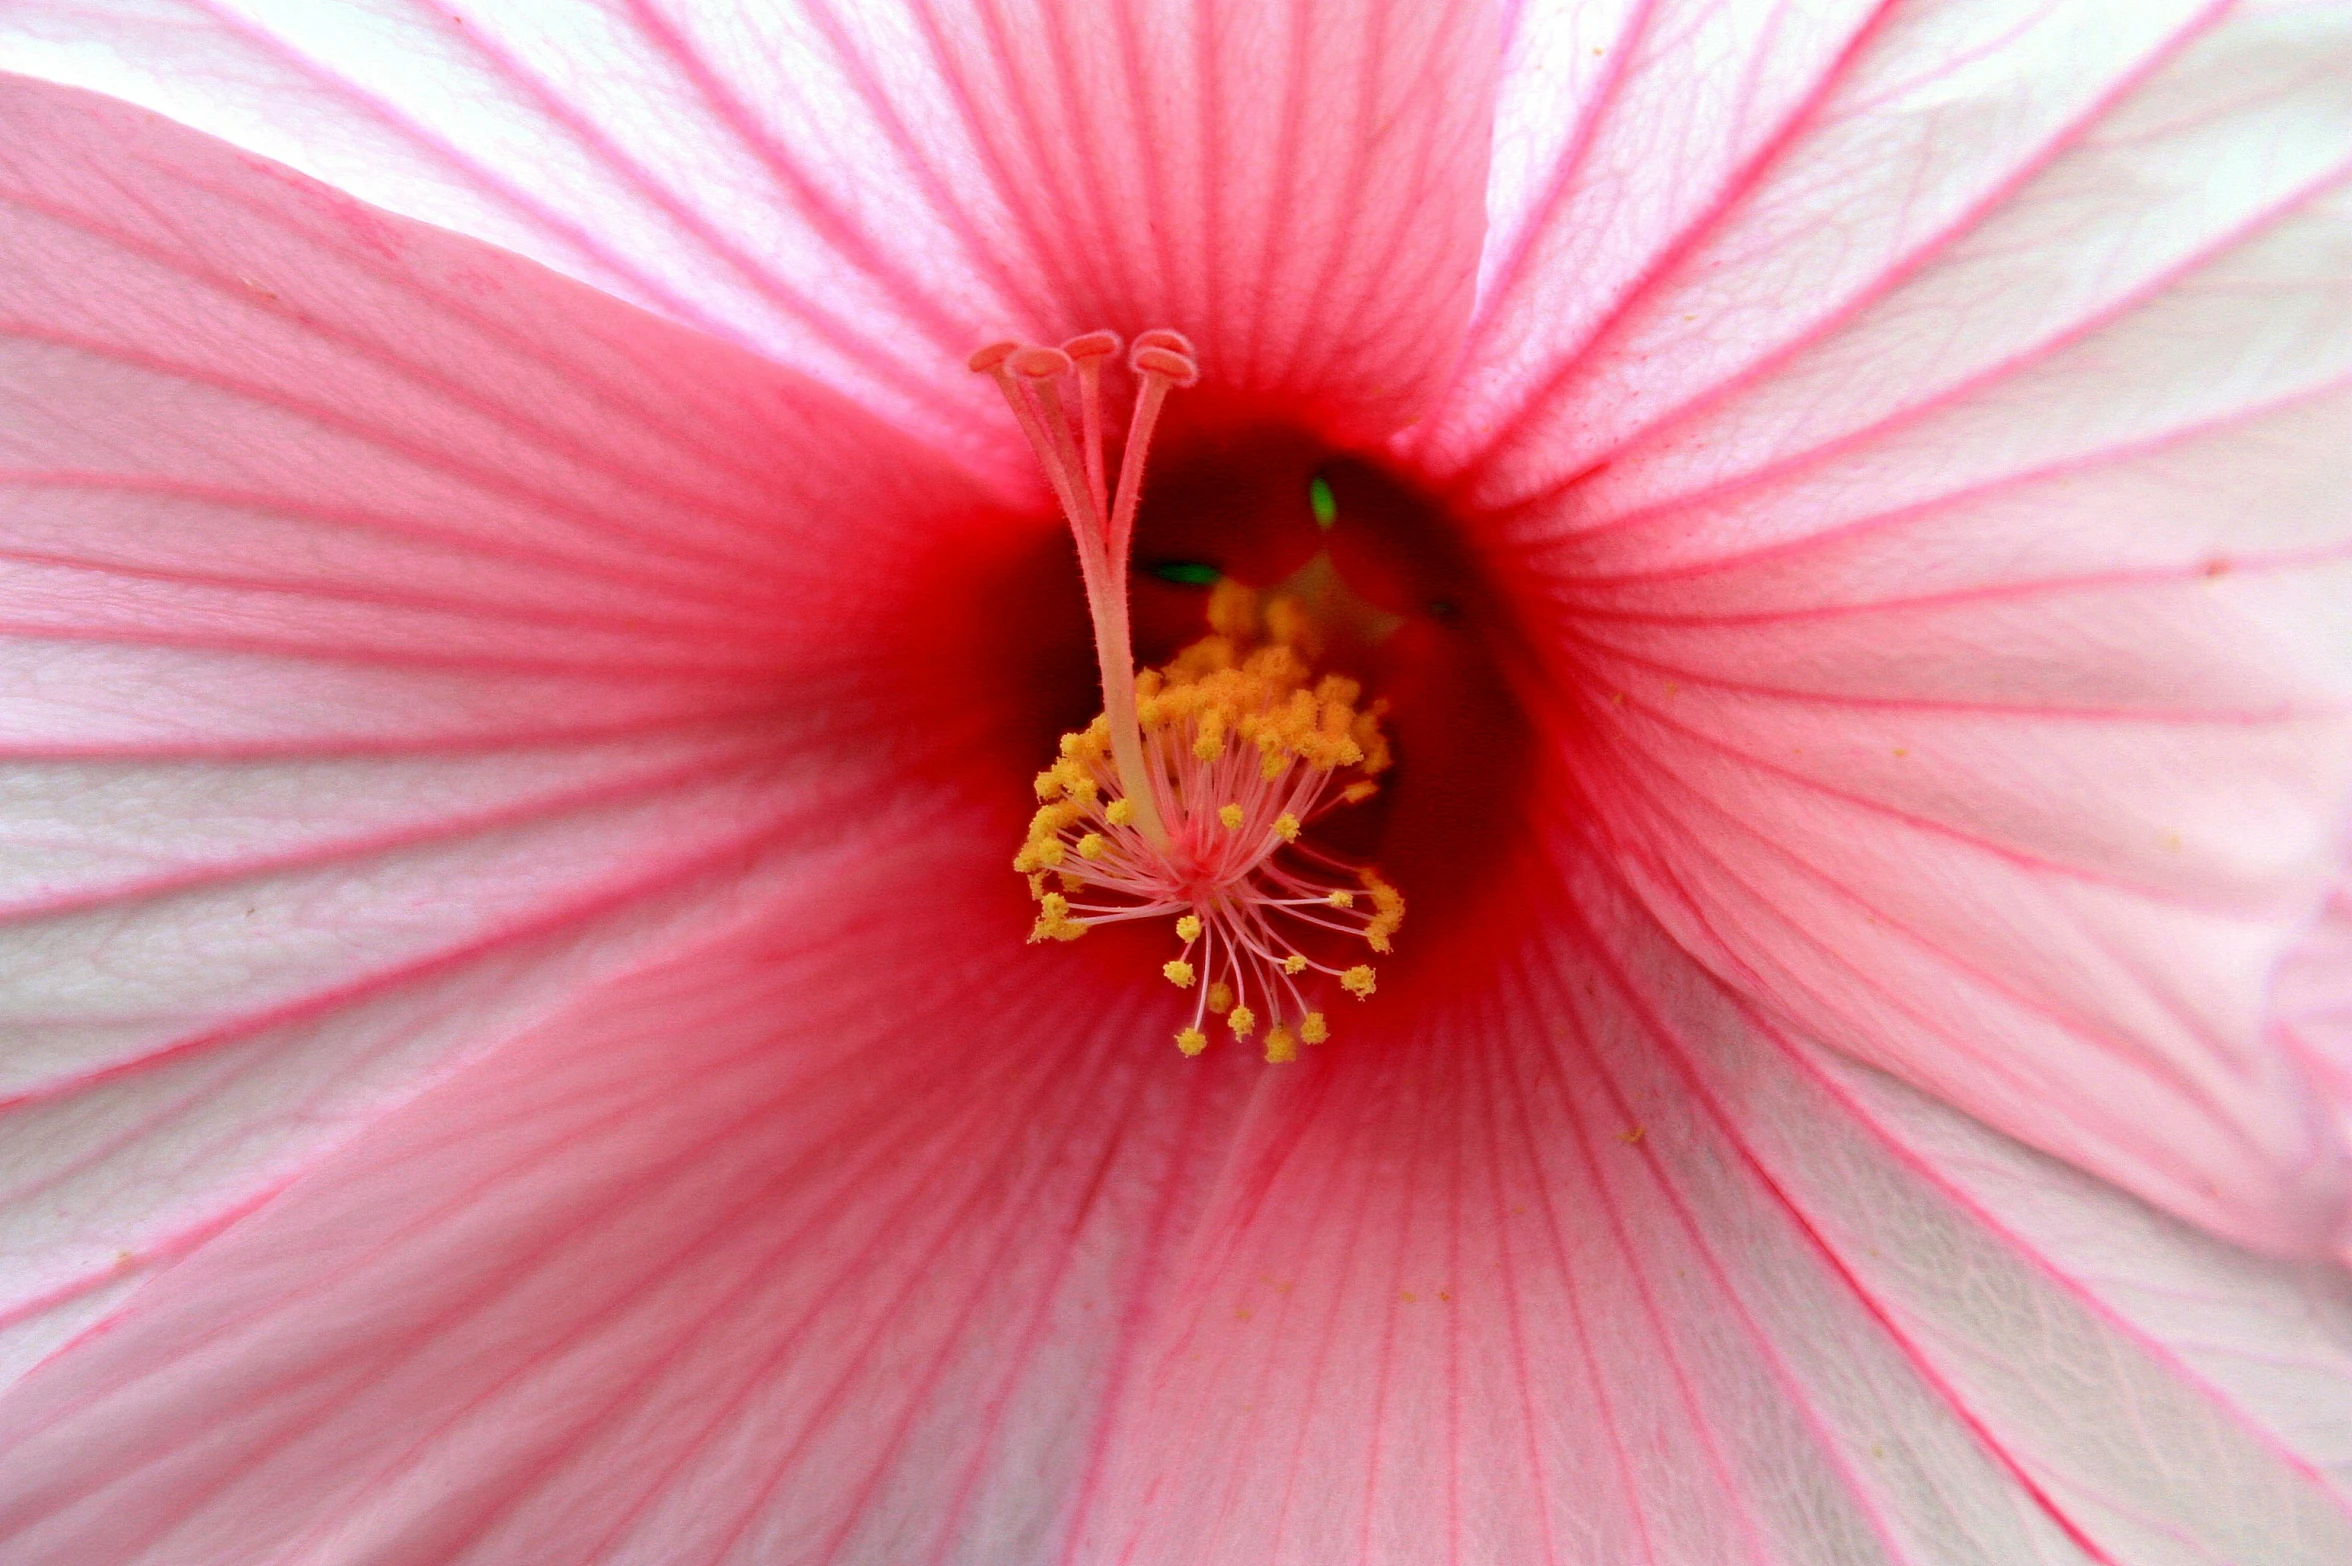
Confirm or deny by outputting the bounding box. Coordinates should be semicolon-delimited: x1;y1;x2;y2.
972;332;1403;1062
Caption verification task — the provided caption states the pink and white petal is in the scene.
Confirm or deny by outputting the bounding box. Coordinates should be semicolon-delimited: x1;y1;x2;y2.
1066;860;2352;1566
0;0;1502;450
1424;0;2261;498
1474;3;2352;1255
1454;0;1886;449
1519;0;2352;543
2275;866;2352;1232
0;825;1252;1566
0;77;997;1391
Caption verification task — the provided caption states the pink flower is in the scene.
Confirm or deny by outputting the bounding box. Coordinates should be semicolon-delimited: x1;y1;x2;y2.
0;1;2347;1561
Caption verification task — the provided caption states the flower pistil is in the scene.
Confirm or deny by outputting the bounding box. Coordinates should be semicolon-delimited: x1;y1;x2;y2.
975;332;1404;1060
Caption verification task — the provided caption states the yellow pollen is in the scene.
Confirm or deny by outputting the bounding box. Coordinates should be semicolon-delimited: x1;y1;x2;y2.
983;327;1406;1068
1028;893;1087;944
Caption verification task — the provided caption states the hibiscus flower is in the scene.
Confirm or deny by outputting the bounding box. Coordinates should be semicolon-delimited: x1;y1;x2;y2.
0;0;2348;1561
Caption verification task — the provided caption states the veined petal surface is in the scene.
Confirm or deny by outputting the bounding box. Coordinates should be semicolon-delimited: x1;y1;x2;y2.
1436;0;2352;1253
6;830;2348;1566
0;0;1502;450
1065;855;2352;1566
0;829;1254;1566
0;75;996;1394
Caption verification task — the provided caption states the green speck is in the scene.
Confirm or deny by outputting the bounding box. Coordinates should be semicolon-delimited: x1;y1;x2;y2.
1149;560;1221;586
1308;474;1337;530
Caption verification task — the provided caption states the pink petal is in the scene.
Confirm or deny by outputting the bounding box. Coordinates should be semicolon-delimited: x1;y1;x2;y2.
1066;870;2352;1565
1444;4;2352;1252
0;0;1503;443
12;843;2348;1564
0;829;1255;1566
2275;865;2352;1257
0;75;1000;1389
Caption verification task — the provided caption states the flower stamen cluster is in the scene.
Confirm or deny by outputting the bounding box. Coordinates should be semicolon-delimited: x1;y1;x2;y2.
974;330;1404;1060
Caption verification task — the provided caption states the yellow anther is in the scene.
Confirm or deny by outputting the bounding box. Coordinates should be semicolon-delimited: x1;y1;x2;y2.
1363;873;1405;953
1207;577;1258;639
1028;800;1081;838
1001;453;1404;1065
1265;595;1319;658
1028;893;1087;944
